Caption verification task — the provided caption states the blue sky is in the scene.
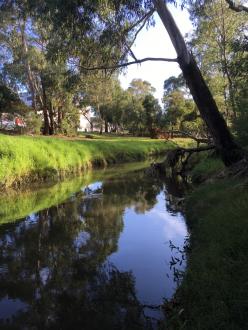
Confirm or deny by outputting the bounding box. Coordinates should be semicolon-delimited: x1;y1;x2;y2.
119;5;193;104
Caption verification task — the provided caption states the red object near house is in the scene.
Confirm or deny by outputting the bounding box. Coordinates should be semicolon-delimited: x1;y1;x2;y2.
15;117;24;127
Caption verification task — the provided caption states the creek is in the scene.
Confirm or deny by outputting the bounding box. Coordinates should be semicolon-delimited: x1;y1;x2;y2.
0;162;188;329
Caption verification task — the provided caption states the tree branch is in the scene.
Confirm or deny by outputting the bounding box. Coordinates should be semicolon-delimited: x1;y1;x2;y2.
75;57;178;72
225;0;248;13
106;9;155;72
128;47;138;61
123;8;155;35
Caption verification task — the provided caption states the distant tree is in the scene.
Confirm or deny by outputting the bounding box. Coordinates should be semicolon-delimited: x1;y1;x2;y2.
163;75;206;138
163;74;185;95
127;79;156;99
125;79;160;136
143;94;162;138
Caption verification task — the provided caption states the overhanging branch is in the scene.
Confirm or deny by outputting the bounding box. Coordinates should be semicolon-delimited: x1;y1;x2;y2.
225;0;248;12
123;8;155;34
75;57;178;72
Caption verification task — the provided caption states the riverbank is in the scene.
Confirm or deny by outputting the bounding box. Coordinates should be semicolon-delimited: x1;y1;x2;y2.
166;154;248;329
0;134;190;188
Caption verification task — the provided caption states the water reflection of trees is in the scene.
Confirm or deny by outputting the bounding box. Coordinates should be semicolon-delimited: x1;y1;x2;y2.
0;169;164;329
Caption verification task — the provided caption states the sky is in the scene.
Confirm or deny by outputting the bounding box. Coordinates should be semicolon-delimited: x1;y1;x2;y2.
119;5;193;104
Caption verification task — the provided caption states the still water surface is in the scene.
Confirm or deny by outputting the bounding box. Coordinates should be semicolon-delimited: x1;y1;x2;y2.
0;163;188;329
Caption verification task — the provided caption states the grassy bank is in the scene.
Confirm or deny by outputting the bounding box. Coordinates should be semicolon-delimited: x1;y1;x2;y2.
167;156;248;329
0;134;182;188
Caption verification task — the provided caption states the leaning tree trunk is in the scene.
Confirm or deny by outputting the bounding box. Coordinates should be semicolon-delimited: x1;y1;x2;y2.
153;0;245;166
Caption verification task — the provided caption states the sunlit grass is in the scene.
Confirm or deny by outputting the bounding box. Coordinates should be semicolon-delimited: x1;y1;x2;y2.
0;134;188;187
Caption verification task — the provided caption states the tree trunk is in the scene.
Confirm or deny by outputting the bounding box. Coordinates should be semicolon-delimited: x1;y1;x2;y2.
58;107;62;130
98;104;103;134
42;108;50;135
48;101;54;135
104;120;108;133
20;20;38;112
40;75;50;135
153;0;244;166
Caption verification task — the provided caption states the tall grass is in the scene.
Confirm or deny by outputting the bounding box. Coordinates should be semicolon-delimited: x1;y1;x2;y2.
168;169;248;329
0;134;178;187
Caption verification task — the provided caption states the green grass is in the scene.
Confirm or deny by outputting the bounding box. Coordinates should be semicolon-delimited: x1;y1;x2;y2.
190;153;225;183
0;134;186;188
168;171;248;329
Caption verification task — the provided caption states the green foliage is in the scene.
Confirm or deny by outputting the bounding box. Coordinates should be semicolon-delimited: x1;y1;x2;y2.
24;112;42;134
60;106;79;136
142;94;162;138
164;90;188;127
84;77;162;136
189;0;247;121
163;74;185;95
162;75;205;136
127;79;156;98
191;153;225;182
233;112;248;146
0;84;27;114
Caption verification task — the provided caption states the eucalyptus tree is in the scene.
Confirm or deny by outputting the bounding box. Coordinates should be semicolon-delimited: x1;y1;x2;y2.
97;78;129;133
128;79;156;98
142;94;162;138
188;0;247;120
0;2;85;135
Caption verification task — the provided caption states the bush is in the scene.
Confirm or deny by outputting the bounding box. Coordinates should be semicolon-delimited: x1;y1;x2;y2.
233;112;248;147
24;112;42;134
60;107;79;136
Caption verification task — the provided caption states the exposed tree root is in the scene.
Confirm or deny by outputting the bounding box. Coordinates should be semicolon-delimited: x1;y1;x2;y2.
227;157;248;178
166;130;211;147
163;145;216;176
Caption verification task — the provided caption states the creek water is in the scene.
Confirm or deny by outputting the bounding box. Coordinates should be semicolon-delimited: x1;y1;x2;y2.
0;162;188;329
